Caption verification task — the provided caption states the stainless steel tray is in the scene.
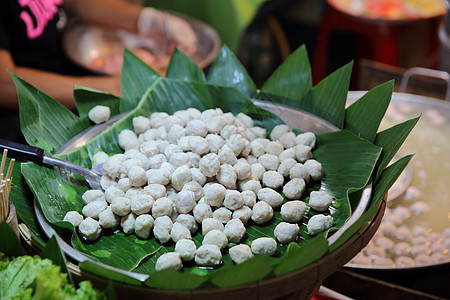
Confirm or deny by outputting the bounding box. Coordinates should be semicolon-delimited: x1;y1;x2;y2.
35;101;372;281
345;91;450;271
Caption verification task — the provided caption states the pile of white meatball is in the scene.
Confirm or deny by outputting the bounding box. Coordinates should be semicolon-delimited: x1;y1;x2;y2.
64;107;335;271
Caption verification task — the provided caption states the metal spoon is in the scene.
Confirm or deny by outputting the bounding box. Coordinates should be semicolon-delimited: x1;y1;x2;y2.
0;139;102;190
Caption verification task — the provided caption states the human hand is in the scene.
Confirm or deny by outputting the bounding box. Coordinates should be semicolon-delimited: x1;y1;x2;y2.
137;8;197;56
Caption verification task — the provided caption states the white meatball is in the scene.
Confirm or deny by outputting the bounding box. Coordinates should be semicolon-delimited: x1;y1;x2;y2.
79;217;102;241
233;161;252;181
133;115;151;134
149;112;169;128
92;151;109;168
190;168;207;186
205;134;225;153
188;136;210;155
251;201;274;224
224;218;246;243
131;194;154;215
125;187;143;199
309;191;333;212
193;203;213;223
174;110;193;126
117;178;131;192
229;244;253;264
274;222;299;244
279;132;296;149
223;190;244;211
217;144;237;166
152;197;174;218
283;178;306;199
226;134;245;156
262;171;284;189
135;214;154;239
199;153;220;177
82;200;108;220
206;116;226;134
167;124;186;144
140;140;159;157
172;190;196;214
118;129;139;151
128;166;147;187
251;163;266;181
88;105;110;124
164;144;183;161
153;216;174;243
270;124;289;141
182;181;204;201
147;169;171;186
281;201;307;223
185;119;208;137
203;229;228;249
258;154;279;171
104;186;125;204
213;207;232;224
304;159;322;181
186;152;201;168
216;164;237;189
251;237;277;256
241;190;256;208
98;207;120;229
250;140;266;158
293;145;312;163
121;213;137;234
171;165;192;191
265;141;284;156
155;252;182;271
110;197;131;217
220;124;238;139
162;116;183;133
242;180;262;196
307;214;333;235
176;214;198;234
277;158;297;177
195;245;222;266
258;188;283;208
289;163;310;183
100;174;117;190
175;239;197;261
143;184;166;200
202;217;224;235
296;132;316;148
204;183;226;207
279;149;296;162
63;211;83;227
82;189;105;204
171;222;192;243
236;113;254;128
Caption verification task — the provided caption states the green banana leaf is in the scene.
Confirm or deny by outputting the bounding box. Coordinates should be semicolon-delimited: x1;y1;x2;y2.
12;45;416;289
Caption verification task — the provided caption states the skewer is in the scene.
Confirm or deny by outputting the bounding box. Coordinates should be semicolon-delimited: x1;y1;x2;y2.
0;150;14;222
0;149;7;174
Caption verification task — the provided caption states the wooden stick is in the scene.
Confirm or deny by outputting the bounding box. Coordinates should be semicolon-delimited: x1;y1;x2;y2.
0;149;7;174
6;159;14;180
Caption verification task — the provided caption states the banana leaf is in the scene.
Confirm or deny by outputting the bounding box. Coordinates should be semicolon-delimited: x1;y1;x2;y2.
13;45;416;289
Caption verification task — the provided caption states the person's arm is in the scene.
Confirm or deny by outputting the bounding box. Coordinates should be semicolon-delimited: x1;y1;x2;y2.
64;0;143;33
0;50;120;110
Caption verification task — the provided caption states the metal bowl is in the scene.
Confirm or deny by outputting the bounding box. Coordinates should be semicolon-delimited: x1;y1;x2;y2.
34;100;372;282
62;15;221;75
345;91;450;271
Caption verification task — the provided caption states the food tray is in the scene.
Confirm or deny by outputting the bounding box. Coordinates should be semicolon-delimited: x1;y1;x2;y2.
33;100;375;297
